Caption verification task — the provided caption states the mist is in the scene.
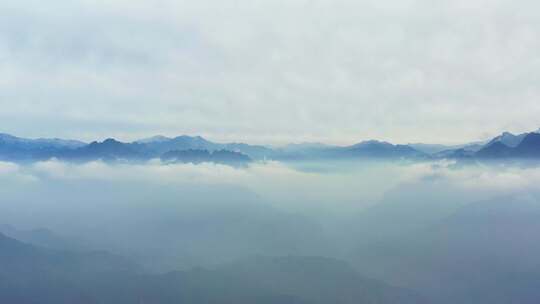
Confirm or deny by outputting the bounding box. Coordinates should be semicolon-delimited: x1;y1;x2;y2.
2;159;540;303
2;0;539;302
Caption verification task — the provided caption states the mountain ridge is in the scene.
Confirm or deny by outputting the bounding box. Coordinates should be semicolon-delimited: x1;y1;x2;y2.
1;127;539;163
0;232;425;304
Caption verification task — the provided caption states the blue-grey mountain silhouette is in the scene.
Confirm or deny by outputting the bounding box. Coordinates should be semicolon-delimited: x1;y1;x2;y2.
1;127;539;163
160;149;251;165
0;232;424;304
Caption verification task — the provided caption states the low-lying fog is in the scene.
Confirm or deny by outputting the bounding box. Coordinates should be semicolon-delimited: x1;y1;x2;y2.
2;159;540;303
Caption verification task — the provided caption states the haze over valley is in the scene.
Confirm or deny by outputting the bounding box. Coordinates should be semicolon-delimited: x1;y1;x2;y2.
2;0;540;302
2;128;540;303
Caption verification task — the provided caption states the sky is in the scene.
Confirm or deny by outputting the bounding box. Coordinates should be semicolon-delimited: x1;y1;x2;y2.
1;0;539;145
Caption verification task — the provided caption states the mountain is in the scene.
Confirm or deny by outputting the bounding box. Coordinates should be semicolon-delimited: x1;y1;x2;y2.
282;143;331;151
223;142;275;159
485;131;528;148
410;142;484;154
275;143;339;160
210;256;425;304
0;133;86;161
146;138;425;161
0;225;89;251
432;148;476;159
60;138;256;164
2;129;537;163
139;135;220;153
0;232;138;274
135;135;275;160
0;133;275;162
350;194;540;304
0;232;425;304
475;141;514;158
514;132;540;157
102;186;331;272
129;255;425;304
428;128;540;160
0;134;154;162
0;133;428;162
409;143;458;154
134;135;172;144
0;133;86;149
476;133;540;158
275;141;425;160
133;135;172;144
0;232;142;304
343;140;425;158
408;128;540;160
160;149;252;166
64;138;152;161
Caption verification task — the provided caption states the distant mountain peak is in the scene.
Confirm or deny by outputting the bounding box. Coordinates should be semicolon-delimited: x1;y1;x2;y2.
516;132;540;153
500;131;515;138
135;135;172;144
476;132;540;158
95;138;125;146
0;133;19;141
352;140;393;148
173;135;208;141
486;131;527;148
0;133;86;150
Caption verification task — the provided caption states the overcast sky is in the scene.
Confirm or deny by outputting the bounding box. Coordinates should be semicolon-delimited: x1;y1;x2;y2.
1;0;539;145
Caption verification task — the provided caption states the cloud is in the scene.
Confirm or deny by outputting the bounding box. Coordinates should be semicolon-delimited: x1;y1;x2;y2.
401;160;540;194
0;161;19;175
3;159;540;203
2;158;540;269
1;0;539;144
3;159;539;214
0;161;37;183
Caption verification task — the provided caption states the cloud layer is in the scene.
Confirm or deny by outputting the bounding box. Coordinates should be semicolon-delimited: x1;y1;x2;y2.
1;0;540;144
2;159;540;211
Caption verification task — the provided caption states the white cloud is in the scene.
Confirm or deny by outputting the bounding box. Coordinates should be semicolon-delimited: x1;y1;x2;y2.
10;159;540;210
402;160;540;194
1;0;540;144
0;161;37;183
0;161;19;175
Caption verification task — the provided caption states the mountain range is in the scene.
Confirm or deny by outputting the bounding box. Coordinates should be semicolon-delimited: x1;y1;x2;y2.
0;231;424;304
1;128;539;164
349;193;540;304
